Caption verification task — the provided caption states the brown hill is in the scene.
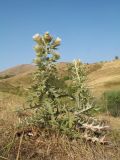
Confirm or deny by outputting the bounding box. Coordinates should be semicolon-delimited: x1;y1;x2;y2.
0;60;120;96
0;64;35;76
0;64;36;87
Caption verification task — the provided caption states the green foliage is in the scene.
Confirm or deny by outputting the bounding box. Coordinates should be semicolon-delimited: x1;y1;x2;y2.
28;32;67;107
27;32;99;139
104;90;120;117
28;32;65;107
28;32;75;136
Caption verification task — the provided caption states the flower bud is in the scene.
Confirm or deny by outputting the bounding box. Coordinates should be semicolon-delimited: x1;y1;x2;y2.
33;33;40;41
55;37;61;45
44;32;52;43
51;37;61;48
33;33;43;44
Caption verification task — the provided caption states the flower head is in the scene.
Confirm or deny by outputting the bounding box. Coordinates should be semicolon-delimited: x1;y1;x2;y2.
44;32;52;43
51;37;61;48
33;33;43;44
33;33;40;40
55;37;61;45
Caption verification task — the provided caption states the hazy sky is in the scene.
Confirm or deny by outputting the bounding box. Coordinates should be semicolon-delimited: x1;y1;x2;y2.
0;0;120;70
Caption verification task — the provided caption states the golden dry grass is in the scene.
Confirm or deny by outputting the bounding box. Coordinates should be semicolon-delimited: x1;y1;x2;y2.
0;92;120;160
87;60;120;96
0;92;26;127
1;132;120;160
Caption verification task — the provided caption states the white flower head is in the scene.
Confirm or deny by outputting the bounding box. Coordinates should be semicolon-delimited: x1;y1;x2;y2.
32;33;41;42
52;37;61;47
56;37;61;43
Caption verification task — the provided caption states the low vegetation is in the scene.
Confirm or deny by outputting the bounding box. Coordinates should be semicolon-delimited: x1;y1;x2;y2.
0;74;15;80
0;32;120;160
103;90;120;117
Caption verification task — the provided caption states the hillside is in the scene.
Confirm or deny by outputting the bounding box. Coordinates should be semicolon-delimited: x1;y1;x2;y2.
0;60;120;96
0;64;36;87
87;60;120;95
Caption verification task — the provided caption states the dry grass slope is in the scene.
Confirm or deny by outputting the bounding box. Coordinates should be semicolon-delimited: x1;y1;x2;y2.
1;60;120;96
87;60;120;96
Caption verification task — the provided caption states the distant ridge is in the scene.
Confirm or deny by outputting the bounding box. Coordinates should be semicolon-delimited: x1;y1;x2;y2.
0;64;36;76
0;60;120;96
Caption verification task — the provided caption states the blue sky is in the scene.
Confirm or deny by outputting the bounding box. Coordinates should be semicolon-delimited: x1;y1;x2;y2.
0;0;120;71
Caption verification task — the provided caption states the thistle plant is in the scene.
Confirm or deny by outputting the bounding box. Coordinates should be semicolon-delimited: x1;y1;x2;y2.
26;32;109;143
70;59;93;111
28;32;72;132
69;60;109;143
28;32;62;108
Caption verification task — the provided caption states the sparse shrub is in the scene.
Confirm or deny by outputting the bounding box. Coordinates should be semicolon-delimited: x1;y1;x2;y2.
104;90;120;117
86;63;103;74
0;74;15;80
104;80;120;88
114;56;119;60
0;82;25;96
